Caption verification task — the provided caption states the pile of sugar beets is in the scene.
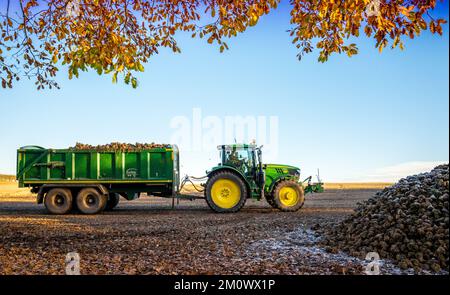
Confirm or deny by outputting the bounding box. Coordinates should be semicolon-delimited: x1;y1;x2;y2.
70;142;171;151
318;164;449;273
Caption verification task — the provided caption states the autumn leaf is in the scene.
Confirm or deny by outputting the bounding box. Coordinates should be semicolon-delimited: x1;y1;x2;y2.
0;0;446;90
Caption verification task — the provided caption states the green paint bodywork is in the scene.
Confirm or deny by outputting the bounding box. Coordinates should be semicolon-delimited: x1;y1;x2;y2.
16;145;180;200
208;144;322;200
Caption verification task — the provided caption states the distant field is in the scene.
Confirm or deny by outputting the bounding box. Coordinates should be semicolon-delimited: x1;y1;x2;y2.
0;182;33;202
0;174;15;182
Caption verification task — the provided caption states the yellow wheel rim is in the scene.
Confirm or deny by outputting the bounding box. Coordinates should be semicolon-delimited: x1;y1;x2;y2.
211;179;241;209
279;187;299;207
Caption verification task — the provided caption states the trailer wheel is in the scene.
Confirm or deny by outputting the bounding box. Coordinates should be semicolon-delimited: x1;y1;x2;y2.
44;188;73;215
76;188;107;215
205;171;247;213
272;180;305;212
105;193;120;211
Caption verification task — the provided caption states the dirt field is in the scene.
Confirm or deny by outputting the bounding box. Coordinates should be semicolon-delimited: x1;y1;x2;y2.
0;182;394;275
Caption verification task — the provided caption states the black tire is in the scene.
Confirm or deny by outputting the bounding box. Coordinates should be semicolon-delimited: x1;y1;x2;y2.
272;180;305;212
205;171;247;213
44;188;73;215
76;188;107;215
265;192;277;209
105;193;120;211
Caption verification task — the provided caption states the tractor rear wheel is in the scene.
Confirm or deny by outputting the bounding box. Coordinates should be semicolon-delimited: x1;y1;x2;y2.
105;193;120;211
205;171;247;213
272;180;305;212
76;188;107;215
44;188;73;215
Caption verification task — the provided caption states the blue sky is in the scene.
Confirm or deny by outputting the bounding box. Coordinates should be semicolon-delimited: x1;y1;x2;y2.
0;1;448;182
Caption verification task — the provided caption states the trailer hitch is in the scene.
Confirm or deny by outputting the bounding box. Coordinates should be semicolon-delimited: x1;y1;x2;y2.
179;175;207;193
171;175;208;209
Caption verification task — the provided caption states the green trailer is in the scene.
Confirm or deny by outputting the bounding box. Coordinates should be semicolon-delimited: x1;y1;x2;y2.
16;145;180;214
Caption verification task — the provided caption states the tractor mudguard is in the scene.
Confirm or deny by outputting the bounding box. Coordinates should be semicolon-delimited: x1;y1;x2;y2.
266;175;300;194
207;165;248;180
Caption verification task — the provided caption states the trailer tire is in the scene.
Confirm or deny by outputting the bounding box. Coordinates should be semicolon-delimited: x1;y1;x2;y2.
272;180;305;212
76;188;107;215
44;188;73;215
205;171;247;213
105;193;120;211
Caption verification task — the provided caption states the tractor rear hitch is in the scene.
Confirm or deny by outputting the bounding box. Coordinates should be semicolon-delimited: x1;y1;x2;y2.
302;174;324;194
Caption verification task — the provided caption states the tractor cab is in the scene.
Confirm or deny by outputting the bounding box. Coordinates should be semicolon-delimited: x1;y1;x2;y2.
218;144;258;175
217;144;266;189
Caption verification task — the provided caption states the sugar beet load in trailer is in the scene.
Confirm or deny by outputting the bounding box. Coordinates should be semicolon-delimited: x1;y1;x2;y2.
16;143;323;214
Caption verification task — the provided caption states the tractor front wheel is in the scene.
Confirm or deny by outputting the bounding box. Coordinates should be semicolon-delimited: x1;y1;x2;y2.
205;171;247;213
271;181;305;212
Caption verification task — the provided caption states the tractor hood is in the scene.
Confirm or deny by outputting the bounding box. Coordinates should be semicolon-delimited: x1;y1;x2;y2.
264;164;301;177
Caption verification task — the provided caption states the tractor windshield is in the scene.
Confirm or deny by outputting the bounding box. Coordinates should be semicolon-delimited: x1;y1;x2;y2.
220;146;254;174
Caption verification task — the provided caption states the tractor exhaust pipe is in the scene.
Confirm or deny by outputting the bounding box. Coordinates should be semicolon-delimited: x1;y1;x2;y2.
257;146;265;199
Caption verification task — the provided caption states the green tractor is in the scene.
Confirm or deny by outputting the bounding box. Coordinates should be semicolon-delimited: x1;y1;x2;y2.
204;144;323;213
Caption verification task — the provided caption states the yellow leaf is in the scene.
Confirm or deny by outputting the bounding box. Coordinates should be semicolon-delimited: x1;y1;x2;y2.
249;14;259;26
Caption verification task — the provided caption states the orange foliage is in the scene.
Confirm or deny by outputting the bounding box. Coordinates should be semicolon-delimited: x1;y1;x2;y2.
0;0;446;89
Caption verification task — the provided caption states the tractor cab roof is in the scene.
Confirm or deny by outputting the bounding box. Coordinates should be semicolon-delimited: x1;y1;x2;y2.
217;144;257;151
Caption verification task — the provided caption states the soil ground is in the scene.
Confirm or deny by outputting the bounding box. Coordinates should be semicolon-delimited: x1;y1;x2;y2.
0;183;384;275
